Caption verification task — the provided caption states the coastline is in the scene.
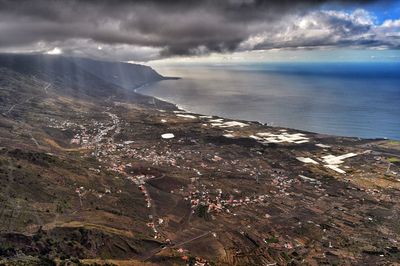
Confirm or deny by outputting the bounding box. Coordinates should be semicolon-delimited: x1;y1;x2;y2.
137;64;400;140
135;80;389;142
1;66;400;266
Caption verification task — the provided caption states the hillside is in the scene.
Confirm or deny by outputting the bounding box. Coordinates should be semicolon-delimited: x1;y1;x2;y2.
0;55;399;265
0;54;164;98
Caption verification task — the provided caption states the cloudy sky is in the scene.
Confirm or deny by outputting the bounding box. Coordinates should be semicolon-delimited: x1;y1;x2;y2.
0;0;399;63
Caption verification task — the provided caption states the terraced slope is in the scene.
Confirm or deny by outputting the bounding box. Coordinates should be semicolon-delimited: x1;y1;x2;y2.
0;55;399;265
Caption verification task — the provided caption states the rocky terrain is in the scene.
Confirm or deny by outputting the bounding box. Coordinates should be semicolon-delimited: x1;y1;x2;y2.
0;55;399;266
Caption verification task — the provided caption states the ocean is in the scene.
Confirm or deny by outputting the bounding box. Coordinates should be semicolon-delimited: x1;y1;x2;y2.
139;63;400;140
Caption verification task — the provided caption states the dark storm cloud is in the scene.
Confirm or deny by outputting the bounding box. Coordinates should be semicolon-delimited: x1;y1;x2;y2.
0;0;396;60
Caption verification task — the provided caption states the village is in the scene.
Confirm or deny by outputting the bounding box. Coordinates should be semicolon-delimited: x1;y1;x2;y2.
40;101;400;265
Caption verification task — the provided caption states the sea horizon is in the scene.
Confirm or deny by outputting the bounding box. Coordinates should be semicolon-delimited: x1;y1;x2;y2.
141;62;400;140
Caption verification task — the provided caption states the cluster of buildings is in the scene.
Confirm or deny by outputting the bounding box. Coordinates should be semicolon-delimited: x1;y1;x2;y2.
129;174;155;209
176;182;272;216
47;119;86;146
47;112;120;149
38;104;400;265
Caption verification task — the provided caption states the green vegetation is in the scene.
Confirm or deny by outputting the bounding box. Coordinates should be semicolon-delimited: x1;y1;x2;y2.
264;236;279;244
56;199;70;214
195;204;211;220
388;157;400;163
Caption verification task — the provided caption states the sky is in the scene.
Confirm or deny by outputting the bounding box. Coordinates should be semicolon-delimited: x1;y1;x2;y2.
0;0;399;64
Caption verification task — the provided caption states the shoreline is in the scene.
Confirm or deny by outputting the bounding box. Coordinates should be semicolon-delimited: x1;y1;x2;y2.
1;64;400;265
135;80;391;142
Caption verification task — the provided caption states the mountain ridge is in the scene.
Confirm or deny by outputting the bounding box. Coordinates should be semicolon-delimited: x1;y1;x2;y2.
0;53;165;95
